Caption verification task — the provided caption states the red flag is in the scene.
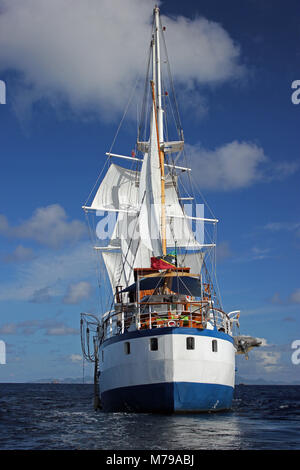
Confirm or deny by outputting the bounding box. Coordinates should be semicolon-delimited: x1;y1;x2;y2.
151;256;177;270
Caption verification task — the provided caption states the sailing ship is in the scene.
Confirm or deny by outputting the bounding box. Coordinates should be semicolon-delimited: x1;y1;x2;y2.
80;6;261;413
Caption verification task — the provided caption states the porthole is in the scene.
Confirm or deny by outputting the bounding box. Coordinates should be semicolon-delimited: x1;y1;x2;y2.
150;337;158;351
124;342;130;354
186;337;195;350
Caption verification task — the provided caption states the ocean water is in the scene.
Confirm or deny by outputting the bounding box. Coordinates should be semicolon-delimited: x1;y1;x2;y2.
0;383;299;450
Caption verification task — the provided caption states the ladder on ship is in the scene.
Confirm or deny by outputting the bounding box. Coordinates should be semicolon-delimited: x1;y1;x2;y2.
80;314;102;410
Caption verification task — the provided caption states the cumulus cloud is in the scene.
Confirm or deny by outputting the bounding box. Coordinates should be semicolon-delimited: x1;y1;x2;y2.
0;204;87;248
29;286;52;304
264;221;300;236
238;343;281;375
162;13;244;86
258;350;281;370
186;141;267;190
251;246;271;260
0;323;18;335
0;241;95;302
186;141;298;190
0;0;245;118
63;281;92;305
269;288;300;306
69;354;82;363
0;319;78;336
46;324;78;336
289;288;300;304
2;244;35;263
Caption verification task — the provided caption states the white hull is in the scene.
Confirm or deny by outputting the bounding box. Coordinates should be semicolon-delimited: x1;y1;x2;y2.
99;327;235;413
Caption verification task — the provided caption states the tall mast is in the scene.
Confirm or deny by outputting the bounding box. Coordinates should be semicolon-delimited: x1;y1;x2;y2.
151;80;166;256
153;5;166;255
154;5;163;143
152;33;156;90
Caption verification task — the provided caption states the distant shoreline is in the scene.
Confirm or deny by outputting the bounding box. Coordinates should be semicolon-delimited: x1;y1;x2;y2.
0;381;300;386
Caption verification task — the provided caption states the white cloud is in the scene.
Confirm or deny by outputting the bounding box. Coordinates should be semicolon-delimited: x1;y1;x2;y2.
186;141;267;190
270;288;300;306
0;241;95;302
267;161;300;181
264;222;300;235
186;141;298;190
0;0;245;118
3;244;35;263
0;323;18;334
258;350;281;369
251;246;271;260
63;281;92;305
289;288;300;304
0;204;87;248
69;354;82;363
0;319;78;336
46;325;78;336
29;286;52;304
162;13;244;85
256;337;268;347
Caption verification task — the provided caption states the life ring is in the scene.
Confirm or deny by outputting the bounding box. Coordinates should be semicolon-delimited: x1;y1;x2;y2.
168;320;176;327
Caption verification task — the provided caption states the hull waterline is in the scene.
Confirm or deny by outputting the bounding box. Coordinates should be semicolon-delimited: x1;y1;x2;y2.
101;381;234;413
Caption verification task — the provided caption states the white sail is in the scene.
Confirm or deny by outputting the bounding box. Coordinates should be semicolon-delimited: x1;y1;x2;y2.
176;251;204;274
138;108;162;255
164;177;204;249
118;212;152;286
102;251;125;292
102;243;152;294
89;163;139;213
95;161;203;288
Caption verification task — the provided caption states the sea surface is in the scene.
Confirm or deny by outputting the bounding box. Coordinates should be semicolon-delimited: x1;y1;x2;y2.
0;383;299;450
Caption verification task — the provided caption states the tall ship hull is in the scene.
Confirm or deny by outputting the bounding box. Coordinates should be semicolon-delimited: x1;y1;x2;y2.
80;6;261;414
100;328;235;413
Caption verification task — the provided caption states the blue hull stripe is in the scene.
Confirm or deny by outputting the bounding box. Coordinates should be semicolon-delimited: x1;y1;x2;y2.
103;327;233;347
101;382;234;413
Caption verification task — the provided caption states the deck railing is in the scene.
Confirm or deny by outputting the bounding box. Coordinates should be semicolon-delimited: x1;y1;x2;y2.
97;303;231;341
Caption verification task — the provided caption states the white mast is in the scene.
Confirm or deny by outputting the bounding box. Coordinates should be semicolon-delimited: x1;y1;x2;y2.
152;33;156;90
154;5;164;144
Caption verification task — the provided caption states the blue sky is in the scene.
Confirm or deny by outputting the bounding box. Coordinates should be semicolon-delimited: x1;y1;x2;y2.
0;0;299;383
